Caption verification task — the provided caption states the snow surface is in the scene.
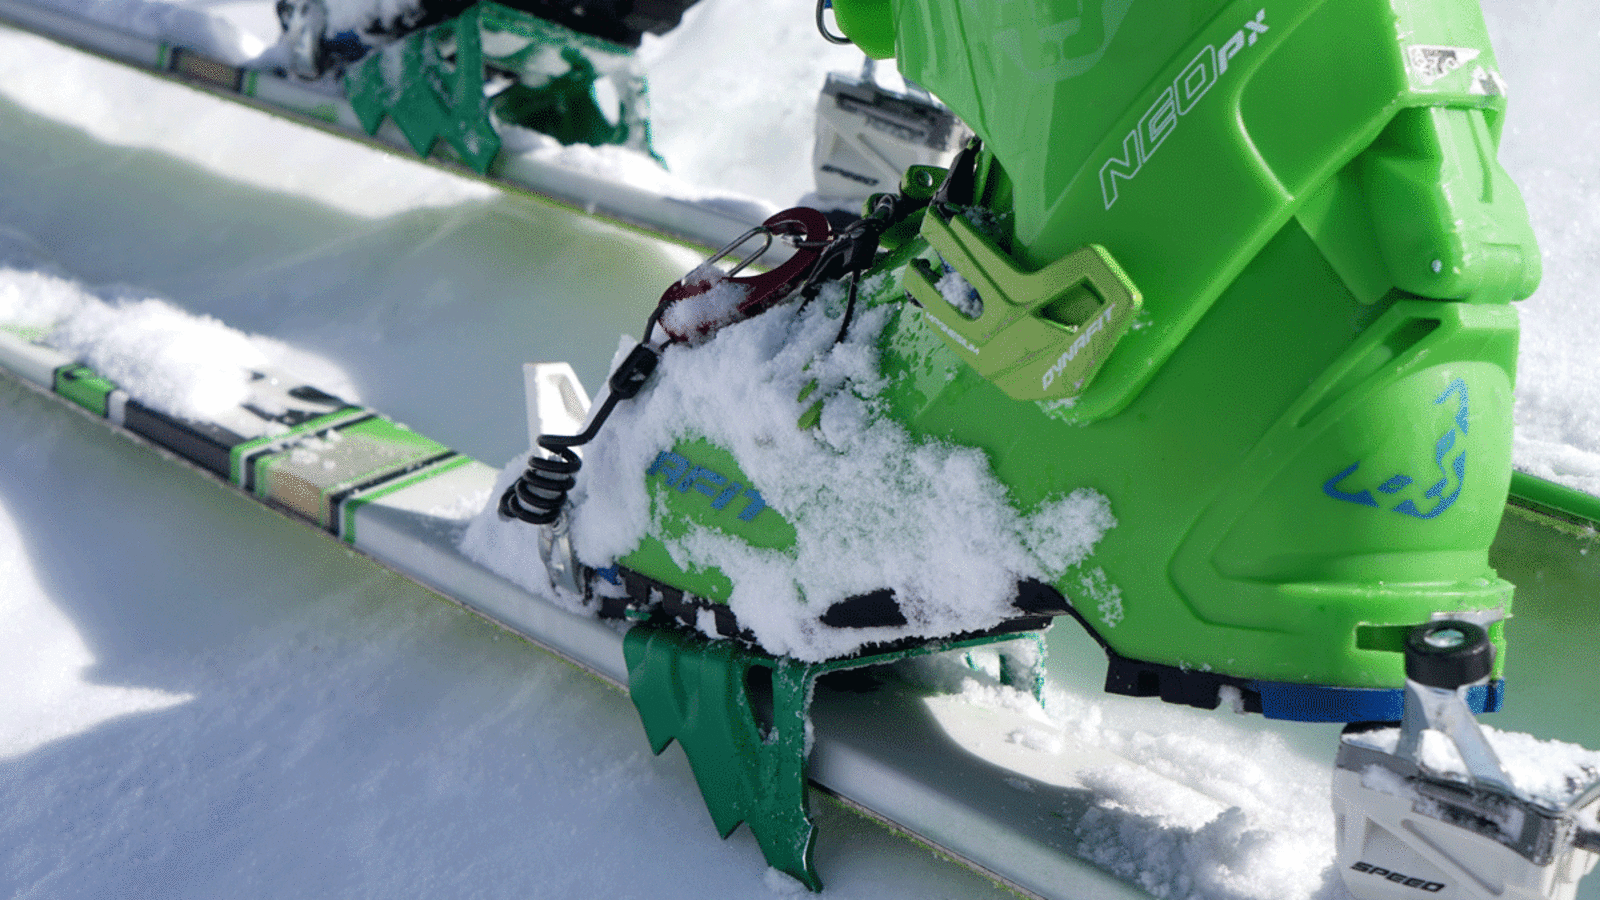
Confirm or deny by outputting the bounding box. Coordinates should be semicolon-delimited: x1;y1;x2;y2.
1481;2;1600;496
0;0;1595;898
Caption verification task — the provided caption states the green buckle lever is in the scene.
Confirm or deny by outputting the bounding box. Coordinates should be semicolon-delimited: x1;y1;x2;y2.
905;210;1142;403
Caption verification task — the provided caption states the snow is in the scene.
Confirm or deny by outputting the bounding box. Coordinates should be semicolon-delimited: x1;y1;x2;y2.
547;280;1117;661
1481;3;1600;496
1349;724;1600;811
656;263;752;338
903;651;1345;900
0;229;360;419
0;0;1595;898
0;496;192;760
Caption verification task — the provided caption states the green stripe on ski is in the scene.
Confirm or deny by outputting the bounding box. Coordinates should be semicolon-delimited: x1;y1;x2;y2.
251;416;452;527
226;408;367;486
338;453;474;543
52;364;115;417
0;324;48;342
1508;471;1600;535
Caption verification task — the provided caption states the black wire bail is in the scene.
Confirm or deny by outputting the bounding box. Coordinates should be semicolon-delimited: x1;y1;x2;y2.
816;0;853;44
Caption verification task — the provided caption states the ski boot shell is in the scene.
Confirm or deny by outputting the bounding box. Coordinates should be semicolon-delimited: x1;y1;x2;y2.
603;0;1538;722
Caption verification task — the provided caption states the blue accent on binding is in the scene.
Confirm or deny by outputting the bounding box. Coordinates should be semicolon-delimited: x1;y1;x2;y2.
1252;678;1504;723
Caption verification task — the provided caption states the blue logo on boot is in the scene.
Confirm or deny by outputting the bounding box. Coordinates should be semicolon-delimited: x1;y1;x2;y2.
1323;379;1469;520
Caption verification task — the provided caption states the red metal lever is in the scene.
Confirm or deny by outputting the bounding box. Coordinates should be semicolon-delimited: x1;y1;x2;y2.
657;207;832;343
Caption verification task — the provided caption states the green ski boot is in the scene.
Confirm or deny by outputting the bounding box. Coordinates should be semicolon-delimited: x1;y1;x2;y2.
511;0;1537;724
810;0;1540;721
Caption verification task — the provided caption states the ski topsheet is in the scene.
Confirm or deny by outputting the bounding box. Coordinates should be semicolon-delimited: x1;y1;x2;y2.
0;0;777;257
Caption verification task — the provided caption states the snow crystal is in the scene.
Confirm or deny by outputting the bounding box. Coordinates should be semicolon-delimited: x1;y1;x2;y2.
1416;727;1469;776
658;265;752;339
936;267;982;319
1076;568;1125;629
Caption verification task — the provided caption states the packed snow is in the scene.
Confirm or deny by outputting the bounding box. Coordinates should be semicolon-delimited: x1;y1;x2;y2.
0;0;1595;898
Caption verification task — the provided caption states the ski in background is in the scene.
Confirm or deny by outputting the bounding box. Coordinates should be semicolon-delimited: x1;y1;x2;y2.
0;0;771;251
0;0;975;256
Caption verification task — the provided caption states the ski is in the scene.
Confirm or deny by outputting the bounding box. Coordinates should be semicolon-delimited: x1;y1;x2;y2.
0;320;1162;899
0;0;970;259
4;303;1597;898
0;0;773;255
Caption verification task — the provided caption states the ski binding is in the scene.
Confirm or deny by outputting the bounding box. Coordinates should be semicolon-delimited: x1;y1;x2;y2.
1334;621;1600;900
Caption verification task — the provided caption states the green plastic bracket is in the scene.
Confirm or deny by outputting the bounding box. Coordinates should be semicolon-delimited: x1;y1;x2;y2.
347;5;501;172
625;627;821;888
345;2;654;173
905;210;1142;403
876;165;944;252
623;624;1046;890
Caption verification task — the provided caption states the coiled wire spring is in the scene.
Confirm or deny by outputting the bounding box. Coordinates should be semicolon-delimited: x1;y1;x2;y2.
497;341;662;525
